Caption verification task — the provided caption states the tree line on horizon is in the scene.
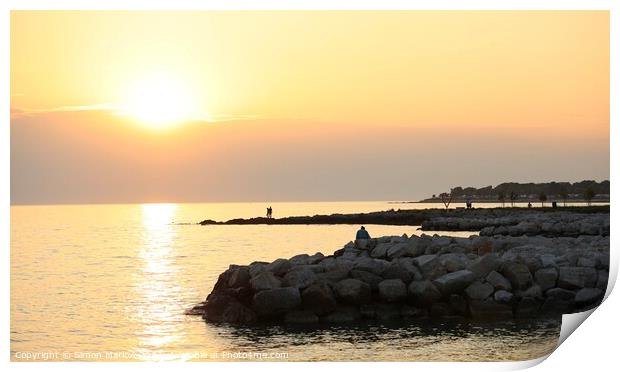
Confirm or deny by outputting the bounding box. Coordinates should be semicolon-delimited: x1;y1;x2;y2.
430;180;609;208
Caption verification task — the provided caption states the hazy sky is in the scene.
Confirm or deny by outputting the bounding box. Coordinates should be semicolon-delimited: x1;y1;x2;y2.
11;11;609;204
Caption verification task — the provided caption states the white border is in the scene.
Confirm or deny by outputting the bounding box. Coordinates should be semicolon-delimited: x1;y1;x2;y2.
2;1;617;371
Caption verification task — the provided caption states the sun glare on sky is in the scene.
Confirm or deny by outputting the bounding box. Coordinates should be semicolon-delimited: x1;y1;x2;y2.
122;73;200;128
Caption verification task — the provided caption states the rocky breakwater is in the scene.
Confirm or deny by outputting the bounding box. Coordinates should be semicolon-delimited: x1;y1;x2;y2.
421;211;610;237
188;232;609;324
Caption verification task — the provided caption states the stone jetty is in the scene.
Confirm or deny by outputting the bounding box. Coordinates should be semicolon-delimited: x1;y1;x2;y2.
188;211;609;324
198;205;609;228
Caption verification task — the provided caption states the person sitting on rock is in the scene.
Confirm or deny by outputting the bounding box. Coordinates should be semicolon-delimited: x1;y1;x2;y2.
355;226;371;249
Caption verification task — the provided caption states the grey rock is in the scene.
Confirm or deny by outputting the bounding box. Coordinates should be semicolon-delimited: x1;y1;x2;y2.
545;288;576;301
575;288;603;307
316;268;350;282
494;290;514;303
301;283;337;315
408;280;442;306
486;271;512;291
289;254;311;266
370;243;390;258
467;253;501;278
558;267;597;289
386;243;411;259
227;267;250;288
266;258;292;276
249;271;282;292
440;253;469;272
308;252;325;265
282;267;317;289
534;267;558;291
353;257;388;275
577;257;596;268
204;295;257;323
350;269;384;290
596;270;609;290
381;261;417;283
333;279;372;305
464;281;494;300
248;262;268;278
432;270;476;295
518;284;543;299
378;279;408;302
501;262;533;290
252;287;301;316
413;254;446;279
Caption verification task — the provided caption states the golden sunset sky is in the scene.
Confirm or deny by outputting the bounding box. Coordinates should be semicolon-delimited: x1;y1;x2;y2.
11;11;609;204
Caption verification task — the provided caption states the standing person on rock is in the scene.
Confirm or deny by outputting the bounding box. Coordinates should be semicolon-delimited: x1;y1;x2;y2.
355;226;371;249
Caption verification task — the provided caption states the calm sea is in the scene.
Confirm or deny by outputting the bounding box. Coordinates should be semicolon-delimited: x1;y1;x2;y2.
11;201;562;361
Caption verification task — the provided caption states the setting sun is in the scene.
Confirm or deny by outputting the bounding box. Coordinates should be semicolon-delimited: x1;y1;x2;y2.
122;73;199;128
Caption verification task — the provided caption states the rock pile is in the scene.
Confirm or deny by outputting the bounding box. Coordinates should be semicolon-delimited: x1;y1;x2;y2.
421;212;609;237
189;230;609;324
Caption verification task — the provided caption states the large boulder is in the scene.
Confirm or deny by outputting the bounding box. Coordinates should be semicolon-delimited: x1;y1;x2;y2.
413;255;446;279
558;267;598;289
250;271;282;292
494;290;514;304
316;268;350;282
501;262;533;290
350;269;384;290
252;287;301;316
204;293;257;323
248;262;268;278
227;266;250;288
353;257;388;275
439;253;469;272
370;243;390;258
283;267;317;289
381;260;421;283
408;280;442;306
386;243;412;259
378;279;408;302
464;281;494;300
333;279;372;305
486;270;512;291
432;270;476;295
534;267;558;291
546;288;576;300
266;258;292;276
301;283;337;315
467;253;501;278
575;288;603;307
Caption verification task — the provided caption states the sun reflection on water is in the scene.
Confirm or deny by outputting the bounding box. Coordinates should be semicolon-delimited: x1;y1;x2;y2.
134;203;183;361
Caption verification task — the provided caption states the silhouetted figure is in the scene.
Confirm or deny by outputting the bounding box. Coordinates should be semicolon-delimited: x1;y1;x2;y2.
527;202;532;208
355;226;371;249
552;201;557;208
266;206;273;219
466;197;472;209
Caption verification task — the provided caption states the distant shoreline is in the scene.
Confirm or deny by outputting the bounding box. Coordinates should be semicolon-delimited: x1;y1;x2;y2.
391;199;610;204
199;205;609;226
